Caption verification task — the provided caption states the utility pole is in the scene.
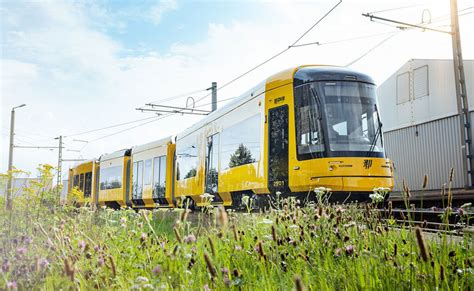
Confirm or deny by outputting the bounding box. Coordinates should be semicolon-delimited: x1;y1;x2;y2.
450;0;473;188
362;0;472;188
6;104;26;210
211;82;217;112
55;135;63;198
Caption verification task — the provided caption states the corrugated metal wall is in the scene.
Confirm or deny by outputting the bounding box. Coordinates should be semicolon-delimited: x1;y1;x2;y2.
384;114;465;192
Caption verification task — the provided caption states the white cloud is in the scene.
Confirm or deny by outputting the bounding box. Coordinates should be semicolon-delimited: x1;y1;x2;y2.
149;0;178;25
1;0;473;178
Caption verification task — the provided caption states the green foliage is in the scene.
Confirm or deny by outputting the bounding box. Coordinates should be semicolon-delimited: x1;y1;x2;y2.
229;143;255;168
1;168;473;290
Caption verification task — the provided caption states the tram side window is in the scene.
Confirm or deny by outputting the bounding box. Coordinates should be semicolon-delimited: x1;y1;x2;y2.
294;85;325;159
220;114;261;170
99;166;123;190
73;175;79;188
132;161;143;199
144;159;152;185
176;140;198;180
153;156;167;198
84;172;92;197
79;173;85;192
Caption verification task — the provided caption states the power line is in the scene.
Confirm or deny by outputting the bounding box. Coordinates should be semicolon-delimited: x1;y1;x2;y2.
345;33;398;67
366;3;427;15
193;0;343;105
65;115;160;138
290;30;398;48
87;114;172;143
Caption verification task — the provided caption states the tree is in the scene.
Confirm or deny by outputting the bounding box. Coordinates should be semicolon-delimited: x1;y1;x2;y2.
229;144;255;168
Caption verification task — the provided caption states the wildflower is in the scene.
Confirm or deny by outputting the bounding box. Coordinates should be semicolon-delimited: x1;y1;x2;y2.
78;240;87;252
184;234;196;244
6;281;17;289
345;245;354;256
97;257;105;267
369;193;384;203
259;219;273;225
152;265;163;276
94;245;100;252
136;276;149;283
120;217;127;224
24;236;32;245
16;247;27;256
38;258;49;269
141;233;147;243
203;284;211;291
289;224;298;229
234;245;242;251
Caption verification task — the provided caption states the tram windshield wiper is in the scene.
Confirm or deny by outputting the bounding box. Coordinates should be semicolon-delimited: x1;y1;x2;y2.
367;104;383;157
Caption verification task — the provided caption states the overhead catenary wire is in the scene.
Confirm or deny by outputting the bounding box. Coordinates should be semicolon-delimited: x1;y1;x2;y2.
193;0;343;105
65;115;160;138
345;33;398;67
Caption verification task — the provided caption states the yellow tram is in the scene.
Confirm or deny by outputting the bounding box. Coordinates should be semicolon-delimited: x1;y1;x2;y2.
69;65;394;208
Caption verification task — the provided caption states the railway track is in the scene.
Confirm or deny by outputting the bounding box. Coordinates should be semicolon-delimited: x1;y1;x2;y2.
377;207;473;236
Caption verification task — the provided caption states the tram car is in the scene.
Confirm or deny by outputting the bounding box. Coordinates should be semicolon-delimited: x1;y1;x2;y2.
67;159;98;206
68;65;394;208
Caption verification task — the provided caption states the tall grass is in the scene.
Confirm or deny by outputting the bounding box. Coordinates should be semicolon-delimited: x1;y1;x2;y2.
0;167;473;290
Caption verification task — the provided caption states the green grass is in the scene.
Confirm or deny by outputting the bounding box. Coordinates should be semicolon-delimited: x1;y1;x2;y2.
1;168;473;290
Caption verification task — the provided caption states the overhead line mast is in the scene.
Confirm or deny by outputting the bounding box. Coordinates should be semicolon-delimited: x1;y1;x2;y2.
362;0;472;188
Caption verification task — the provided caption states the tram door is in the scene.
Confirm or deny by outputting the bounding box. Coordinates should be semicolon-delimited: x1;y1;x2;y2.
205;133;222;202
268;105;290;193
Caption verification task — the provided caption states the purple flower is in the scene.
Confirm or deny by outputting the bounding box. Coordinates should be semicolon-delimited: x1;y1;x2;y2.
2;260;11;273
39;258;49;269
7;281;17;289
97;257;105;267
94;245;100;252
204;284;211;291
140;233;147;242
184;234;196;244
16;247;27;256
235;245;242;251
221;267;229;275
345;245;354;256
152;265;163;275
24;237;32;245
78;240;86;252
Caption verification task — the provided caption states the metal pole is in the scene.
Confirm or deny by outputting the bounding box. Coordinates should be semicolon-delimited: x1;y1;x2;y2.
6;104;26;210
6;109;16;210
56;135;63;199
211;82;217;112
450;0;473;188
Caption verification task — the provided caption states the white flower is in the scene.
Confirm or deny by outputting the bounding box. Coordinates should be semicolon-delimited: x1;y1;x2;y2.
135;276;149;283
289;224;299;229
314;187;331;193
200;193;214;199
258;219;273;225
369;193;384;203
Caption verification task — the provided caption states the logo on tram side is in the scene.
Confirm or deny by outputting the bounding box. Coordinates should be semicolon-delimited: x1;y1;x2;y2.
363;159;373;169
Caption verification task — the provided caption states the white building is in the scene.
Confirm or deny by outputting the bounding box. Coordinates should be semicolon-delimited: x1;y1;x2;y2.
377;59;473;192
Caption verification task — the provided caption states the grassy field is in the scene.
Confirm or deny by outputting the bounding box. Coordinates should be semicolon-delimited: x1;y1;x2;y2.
1;167;473;290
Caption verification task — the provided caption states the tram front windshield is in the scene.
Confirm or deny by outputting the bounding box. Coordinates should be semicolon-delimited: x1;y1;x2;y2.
295;81;383;159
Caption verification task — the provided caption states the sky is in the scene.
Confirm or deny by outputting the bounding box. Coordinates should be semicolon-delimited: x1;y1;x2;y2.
1;0;473;180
